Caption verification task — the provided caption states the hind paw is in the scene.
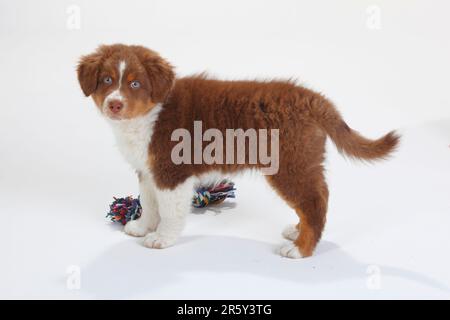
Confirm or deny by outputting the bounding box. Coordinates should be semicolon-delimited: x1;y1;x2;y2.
279;241;303;259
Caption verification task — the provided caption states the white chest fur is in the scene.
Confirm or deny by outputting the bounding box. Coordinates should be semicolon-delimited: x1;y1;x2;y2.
107;104;162;173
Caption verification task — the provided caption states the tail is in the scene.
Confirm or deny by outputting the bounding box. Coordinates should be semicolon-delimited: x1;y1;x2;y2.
308;95;400;160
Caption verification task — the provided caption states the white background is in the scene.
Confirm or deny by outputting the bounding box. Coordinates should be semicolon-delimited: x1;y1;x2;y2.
1;0;449;299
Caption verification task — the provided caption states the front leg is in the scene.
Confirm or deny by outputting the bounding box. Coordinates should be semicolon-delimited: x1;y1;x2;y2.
143;178;195;249
124;172;160;237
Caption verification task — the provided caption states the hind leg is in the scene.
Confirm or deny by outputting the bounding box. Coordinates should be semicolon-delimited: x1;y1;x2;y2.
282;223;299;241
267;165;329;258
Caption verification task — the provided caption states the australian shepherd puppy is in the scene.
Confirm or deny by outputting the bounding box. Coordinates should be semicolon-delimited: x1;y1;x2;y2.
77;44;399;258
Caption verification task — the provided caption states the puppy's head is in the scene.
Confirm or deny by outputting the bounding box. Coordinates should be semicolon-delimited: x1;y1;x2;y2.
77;44;174;120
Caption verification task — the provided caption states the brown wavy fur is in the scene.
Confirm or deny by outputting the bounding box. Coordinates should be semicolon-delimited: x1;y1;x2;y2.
77;44;400;257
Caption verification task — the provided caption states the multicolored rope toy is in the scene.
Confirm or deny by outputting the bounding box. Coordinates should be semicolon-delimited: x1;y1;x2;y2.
192;180;236;208
107;196;142;225
106;179;236;225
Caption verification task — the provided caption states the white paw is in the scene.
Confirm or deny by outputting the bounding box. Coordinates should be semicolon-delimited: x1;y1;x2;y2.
124;220;150;237
282;224;299;241
143;232;176;249
279;241;303;259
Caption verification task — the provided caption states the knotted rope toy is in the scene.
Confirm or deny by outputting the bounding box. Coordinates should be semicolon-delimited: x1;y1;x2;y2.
106;179;236;225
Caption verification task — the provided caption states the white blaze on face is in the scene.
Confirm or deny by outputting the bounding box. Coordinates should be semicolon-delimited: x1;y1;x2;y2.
103;60;127;113
118;61;126;89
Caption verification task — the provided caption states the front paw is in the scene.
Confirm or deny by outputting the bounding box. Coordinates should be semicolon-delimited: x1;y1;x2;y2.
124;220;150;237
143;232;176;249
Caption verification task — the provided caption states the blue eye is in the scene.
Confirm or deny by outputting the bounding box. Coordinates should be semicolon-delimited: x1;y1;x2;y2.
130;80;141;89
104;76;112;85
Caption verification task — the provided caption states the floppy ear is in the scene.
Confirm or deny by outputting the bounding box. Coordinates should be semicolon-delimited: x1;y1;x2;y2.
132;46;175;103
77;52;102;96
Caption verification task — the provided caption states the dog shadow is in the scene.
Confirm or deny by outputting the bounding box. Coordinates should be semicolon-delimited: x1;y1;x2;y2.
80;235;449;299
